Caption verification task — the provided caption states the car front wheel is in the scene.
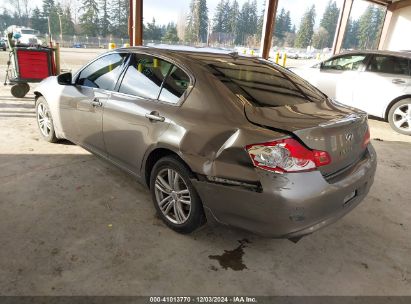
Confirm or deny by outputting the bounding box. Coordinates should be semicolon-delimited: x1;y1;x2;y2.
36;97;58;143
388;99;411;135
150;156;206;234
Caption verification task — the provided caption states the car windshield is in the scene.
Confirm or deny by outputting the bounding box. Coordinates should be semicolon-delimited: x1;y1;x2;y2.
194;54;326;107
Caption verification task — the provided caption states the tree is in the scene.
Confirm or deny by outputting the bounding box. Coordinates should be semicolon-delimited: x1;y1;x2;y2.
256;8;264;41
42;0;59;37
213;0;229;33
163;23;180;43
357;5;385;49
294;5;316;48
343;18;359;49
61;6;75;36
99;0;110;37
312;27;330;49
31;7;47;33
0;9;14;32
228;0;240;39
7;0;31;26
235;0;258;45
79;0;99;36
319;1;340;48
185;0;209;43
144;18;162;41
111;0;129;38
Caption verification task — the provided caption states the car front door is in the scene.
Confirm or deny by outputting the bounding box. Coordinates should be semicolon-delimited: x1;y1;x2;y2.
316;54;367;106
60;53;128;155
352;55;411;117
103;53;192;176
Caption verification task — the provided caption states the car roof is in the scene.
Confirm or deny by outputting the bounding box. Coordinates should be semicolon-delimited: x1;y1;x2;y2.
115;46;255;62
337;49;411;59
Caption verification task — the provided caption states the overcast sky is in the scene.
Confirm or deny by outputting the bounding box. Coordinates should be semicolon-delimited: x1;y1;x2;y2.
3;0;373;29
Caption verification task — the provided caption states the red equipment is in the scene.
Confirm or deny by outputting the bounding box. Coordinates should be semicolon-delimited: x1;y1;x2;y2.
4;46;57;98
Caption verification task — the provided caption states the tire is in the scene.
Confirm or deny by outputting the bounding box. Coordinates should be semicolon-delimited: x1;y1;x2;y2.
150;156;206;234
35;97;58;143
388;99;411;135
11;83;30;98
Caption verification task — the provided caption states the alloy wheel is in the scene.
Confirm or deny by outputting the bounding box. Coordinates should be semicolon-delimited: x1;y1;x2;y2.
392;103;411;132
37;102;52;137
154;168;192;225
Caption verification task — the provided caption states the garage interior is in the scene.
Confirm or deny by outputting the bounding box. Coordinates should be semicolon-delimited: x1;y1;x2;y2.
1;0;411;297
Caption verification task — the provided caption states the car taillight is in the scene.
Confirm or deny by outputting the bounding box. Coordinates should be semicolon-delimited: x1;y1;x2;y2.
363;127;370;148
246;138;331;173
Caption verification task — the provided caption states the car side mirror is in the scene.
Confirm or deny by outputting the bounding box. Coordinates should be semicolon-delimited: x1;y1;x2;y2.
57;72;73;85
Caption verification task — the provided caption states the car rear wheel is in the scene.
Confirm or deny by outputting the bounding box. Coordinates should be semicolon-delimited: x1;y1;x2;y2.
388;99;411;135
150;156;206;234
36;97;58;143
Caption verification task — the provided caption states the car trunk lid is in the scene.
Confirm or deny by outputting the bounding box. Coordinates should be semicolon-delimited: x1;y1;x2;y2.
244;100;369;176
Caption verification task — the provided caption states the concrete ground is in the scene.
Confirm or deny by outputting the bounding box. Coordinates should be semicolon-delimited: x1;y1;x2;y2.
0;49;410;296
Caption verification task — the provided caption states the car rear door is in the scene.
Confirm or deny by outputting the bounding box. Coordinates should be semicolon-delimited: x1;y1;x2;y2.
60;53;128;155
103;53;192;176
352;54;411;117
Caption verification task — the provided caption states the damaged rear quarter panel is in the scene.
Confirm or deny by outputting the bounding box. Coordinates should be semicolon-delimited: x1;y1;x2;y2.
155;67;286;183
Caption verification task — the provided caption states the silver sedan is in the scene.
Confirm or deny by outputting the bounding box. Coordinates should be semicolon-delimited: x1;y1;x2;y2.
34;48;377;239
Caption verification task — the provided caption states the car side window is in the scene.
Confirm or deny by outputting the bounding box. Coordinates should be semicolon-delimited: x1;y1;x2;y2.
119;54;172;99
158;66;191;103
76;53;127;90
367;55;410;76
322;55;367;71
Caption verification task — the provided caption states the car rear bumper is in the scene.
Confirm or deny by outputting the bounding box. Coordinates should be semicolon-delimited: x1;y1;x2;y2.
192;144;377;238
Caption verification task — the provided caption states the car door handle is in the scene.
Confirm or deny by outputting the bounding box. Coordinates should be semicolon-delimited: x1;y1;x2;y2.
392;78;406;84
91;98;103;107
145;111;165;122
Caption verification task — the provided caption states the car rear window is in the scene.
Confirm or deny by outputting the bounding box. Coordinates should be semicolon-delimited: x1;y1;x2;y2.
197;55;326;107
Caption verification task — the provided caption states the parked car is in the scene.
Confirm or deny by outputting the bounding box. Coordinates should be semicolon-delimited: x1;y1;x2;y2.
0;38;6;51
33;48;376;239
291;50;411;135
72;43;86;48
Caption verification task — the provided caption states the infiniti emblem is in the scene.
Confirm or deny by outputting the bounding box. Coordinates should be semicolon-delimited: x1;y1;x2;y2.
345;132;354;142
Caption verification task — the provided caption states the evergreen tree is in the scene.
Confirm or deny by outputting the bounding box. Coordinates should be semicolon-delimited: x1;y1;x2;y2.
284;11;292;33
185;0;209;43
42;0;54;17
42;0;59;37
99;0;110;37
357;5;385;49
319;1;340;48
213;0;227;33
163;23;180;43
111;0;129;38
31;7;47;33
273;8;292;46
79;0;99;36
256;8;264;41
274;8;286;41
235;0;258;45
61;6;75;36
228;0;240;39
198;0;209;42
342;18;359;49
144;18;162;41
294;5;316;48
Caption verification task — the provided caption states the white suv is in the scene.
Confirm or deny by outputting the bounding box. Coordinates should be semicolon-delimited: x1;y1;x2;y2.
291;51;411;135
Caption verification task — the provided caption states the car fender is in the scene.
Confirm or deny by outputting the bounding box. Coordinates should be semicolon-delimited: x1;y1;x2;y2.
33;76;66;138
